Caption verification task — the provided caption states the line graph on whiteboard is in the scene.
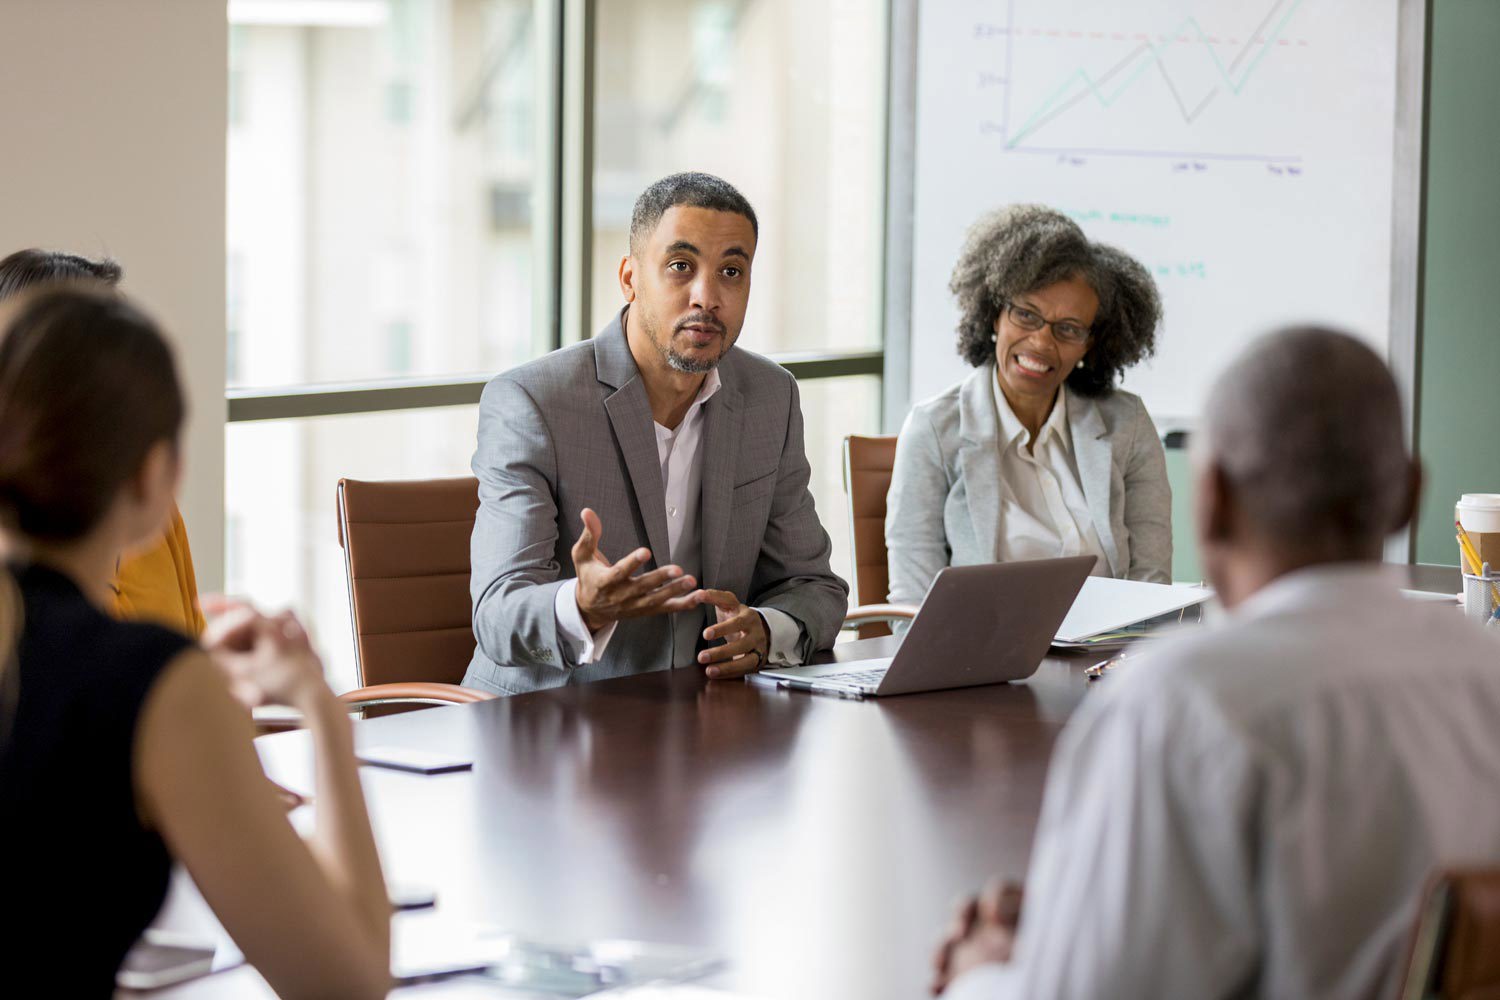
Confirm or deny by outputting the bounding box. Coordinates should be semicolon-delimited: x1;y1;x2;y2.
974;0;1313;163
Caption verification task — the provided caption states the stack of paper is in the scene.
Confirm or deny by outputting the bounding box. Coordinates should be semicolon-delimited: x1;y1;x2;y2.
1053;577;1213;646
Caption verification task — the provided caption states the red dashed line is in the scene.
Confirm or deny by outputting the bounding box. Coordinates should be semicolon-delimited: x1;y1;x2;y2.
998;27;1311;46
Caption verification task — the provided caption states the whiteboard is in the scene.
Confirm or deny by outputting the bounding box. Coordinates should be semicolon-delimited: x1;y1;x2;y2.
907;0;1404;427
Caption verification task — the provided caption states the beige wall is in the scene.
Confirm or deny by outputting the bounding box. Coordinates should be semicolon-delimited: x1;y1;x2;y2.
0;0;228;587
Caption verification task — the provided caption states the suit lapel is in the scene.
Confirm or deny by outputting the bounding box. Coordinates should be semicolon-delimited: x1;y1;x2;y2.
603;381;671;568
699;371;743;586
1069;392;1121;576
957;366;1003;562
596;313;672;567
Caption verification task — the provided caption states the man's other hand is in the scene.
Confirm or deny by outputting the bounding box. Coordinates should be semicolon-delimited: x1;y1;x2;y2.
930;880;1023;995
696;589;770;679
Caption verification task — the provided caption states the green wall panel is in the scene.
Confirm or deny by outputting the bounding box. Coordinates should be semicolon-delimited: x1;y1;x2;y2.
1166;448;1202;583
1416;0;1500;566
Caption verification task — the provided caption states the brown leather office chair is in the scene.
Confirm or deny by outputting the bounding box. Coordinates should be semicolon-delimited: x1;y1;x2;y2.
842;435;917;639
1398;867;1500;1000
334;476;493;715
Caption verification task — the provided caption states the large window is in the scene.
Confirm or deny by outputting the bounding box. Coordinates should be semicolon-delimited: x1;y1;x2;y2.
227;0;887;691
589;0;886;354
227;0;543;388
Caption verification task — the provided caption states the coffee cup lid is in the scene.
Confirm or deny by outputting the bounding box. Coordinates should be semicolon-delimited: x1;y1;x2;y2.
1459;494;1500;509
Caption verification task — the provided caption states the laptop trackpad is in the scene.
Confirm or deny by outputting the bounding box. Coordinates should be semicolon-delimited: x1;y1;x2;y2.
760;657;895;681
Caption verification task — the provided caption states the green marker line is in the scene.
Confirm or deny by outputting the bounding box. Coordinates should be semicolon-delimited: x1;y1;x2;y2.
1005;0;1308;148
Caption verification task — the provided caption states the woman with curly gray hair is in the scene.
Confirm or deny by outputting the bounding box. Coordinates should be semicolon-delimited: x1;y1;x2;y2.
885;205;1172;606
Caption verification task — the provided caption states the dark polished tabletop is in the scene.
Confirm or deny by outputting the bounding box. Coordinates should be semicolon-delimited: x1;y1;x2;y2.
140;564;1461;999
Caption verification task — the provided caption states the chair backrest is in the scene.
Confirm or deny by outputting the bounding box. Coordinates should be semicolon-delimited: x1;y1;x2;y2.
1400;867;1500;1000
843;435;898;637
336;477;480;688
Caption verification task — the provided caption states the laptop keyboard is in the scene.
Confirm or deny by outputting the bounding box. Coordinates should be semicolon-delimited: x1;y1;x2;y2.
827;667;888;688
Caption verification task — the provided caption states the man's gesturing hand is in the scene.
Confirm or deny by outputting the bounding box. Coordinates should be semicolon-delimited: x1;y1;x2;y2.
572;508;700;632
696;589;770;679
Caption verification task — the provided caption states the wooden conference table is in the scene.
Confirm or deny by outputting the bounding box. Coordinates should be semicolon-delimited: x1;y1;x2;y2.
142;565;1459;1000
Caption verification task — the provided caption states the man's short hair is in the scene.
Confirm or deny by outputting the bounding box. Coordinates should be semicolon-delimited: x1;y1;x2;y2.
1201;326;1411;552
628;172;758;256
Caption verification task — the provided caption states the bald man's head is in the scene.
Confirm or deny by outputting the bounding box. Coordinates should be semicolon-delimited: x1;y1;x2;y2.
1197;327;1416;564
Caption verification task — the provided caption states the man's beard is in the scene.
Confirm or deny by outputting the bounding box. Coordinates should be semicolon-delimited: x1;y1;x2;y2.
664;345;719;374
647;311;730;373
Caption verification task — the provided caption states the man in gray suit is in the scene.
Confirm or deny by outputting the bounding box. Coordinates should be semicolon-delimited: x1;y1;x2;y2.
463;172;848;695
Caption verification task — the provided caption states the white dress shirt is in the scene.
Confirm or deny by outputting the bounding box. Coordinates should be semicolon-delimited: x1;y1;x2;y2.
554;368;803;668
946;564;1500;1000
991;377;1110;576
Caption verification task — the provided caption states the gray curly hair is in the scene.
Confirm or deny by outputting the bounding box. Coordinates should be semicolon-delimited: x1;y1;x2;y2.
950;204;1162;397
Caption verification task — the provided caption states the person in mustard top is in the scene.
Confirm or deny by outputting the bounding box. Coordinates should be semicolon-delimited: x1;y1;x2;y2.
0;248;205;636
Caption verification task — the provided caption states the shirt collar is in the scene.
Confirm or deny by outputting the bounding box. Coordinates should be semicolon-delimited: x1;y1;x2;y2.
1228;561;1404;624
991;372;1070;453
655;366;722;437
697;366;723;407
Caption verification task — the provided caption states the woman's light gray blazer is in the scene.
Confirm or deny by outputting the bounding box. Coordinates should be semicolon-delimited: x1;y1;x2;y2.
885;363;1172;605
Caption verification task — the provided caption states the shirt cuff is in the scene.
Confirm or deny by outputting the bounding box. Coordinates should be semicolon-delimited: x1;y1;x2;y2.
554;579;617;665
941;963;1019;1000
756;607;804;666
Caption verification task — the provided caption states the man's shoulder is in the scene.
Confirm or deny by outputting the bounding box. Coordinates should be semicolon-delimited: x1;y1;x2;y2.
1123;606;1334;684
1104;629;1225;709
477;341;600;416
489;340;599;398
1097;617;1300;738
1113;597;1500;728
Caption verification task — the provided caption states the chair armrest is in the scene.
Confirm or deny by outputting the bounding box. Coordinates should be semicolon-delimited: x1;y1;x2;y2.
337;682;497;709
255;684;495;734
841;603;919;629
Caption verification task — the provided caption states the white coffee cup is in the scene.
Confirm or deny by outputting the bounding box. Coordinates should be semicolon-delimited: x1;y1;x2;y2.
1457;494;1500;534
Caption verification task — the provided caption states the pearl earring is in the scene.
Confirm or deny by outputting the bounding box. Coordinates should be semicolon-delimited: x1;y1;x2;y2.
991;333;998;343
1076;358;1086;369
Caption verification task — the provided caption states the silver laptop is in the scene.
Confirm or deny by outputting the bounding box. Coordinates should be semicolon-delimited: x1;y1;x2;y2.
759;556;1095;698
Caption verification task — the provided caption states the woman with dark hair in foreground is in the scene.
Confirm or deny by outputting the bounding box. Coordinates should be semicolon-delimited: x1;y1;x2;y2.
0;287;389;997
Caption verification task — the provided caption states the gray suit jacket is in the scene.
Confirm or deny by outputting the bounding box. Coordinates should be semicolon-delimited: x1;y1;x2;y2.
885;364;1172;606
463;312;849;695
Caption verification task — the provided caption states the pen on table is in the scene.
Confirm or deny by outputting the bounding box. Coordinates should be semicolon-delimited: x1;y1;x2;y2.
1085;648;1145;681
780;678;865;700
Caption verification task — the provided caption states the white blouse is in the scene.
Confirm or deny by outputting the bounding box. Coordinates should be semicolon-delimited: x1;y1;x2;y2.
990;376;1110;576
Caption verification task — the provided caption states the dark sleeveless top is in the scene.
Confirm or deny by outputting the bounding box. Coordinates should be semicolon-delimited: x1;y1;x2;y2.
0;563;194;994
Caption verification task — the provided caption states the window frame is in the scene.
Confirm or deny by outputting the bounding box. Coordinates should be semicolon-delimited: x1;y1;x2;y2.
225;0;891;423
